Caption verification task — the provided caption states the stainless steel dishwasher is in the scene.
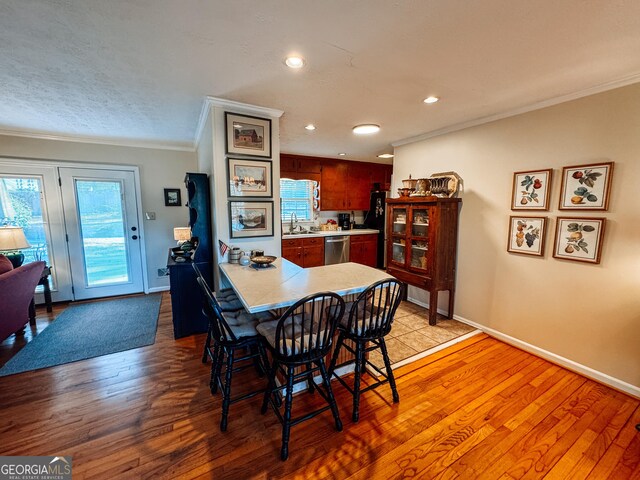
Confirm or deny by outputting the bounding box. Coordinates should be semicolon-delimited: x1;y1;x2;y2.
324;235;350;265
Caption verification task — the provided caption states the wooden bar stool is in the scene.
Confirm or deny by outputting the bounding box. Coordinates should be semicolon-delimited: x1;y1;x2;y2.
258;291;345;461
195;274;273;431
329;279;405;422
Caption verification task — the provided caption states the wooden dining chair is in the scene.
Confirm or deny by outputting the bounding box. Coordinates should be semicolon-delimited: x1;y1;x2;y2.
257;291;345;461
328;279;405;422
195;274;272;431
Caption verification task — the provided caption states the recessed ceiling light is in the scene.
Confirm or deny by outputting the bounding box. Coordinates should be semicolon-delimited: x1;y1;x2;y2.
285;56;305;69
338;153;346;156
352;124;380;135
377;153;394;159
305;124;316;131
423;96;439;104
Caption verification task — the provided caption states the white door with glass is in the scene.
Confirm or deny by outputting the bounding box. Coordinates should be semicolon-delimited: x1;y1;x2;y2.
0;164;73;302
59;168;143;300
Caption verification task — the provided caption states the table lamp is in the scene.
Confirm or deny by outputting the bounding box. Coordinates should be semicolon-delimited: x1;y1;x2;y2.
0;226;31;268
173;227;191;246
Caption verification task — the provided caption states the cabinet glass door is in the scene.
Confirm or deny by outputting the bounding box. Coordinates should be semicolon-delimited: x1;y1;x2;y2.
390;207;407;266
410;206;430;272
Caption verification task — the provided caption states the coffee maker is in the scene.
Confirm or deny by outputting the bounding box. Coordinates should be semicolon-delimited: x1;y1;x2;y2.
338;213;351;230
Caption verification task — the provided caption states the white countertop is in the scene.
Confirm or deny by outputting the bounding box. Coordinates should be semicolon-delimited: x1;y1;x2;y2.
219;258;394;313
281;228;379;239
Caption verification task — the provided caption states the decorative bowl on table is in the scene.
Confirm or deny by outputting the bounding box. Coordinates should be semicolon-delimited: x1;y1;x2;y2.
250;255;277;268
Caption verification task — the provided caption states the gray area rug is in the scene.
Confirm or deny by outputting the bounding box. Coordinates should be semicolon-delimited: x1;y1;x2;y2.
0;294;162;377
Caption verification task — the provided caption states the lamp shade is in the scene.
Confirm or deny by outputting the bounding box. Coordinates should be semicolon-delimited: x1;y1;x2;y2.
173;227;191;242
0;226;31;251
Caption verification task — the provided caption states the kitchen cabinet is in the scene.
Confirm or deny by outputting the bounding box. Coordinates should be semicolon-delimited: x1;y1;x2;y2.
281;237;324;268
349;234;378;268
319;160;348;210
320;160;372;211
347;162;372;210
386;197;461;326
371;164;394;191
280;153;321;182
280;154;394;211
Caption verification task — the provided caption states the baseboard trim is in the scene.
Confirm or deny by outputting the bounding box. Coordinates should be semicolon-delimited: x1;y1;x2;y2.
147;286;170;294
406;296;640;398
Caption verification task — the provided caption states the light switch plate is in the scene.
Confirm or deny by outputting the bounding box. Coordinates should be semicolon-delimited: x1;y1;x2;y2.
145;212;156;220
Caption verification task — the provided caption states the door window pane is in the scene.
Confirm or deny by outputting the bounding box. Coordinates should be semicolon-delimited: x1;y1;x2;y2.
0;176;52;276
75;180;130;286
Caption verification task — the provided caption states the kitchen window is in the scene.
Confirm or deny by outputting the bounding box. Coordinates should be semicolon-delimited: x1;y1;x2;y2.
280;179;315;221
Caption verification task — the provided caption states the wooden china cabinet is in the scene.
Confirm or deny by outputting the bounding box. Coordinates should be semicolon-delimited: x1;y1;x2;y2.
386;197;461;325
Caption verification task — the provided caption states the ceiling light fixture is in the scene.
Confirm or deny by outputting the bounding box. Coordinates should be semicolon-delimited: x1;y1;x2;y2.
305;124;316;130
285;56;305;69
352;124;380;135
338;153;346;156
377;153;394;159
423;96;439;104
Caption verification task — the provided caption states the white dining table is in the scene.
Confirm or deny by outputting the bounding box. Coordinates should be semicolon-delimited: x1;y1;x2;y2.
219;258;395;313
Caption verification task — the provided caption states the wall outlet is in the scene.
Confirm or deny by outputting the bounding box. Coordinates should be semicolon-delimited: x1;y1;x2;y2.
157;267;169;277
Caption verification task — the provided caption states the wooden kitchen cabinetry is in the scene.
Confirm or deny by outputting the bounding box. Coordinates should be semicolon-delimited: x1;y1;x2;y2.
386;197;461;326
320;160;373;210
349;234;378;268
281;237;324;268
280;153;322;182
280;153;393;211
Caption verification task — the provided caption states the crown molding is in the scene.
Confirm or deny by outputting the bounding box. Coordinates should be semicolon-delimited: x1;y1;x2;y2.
204;96;284;118
0;128;195;152
393;73;640;148
194;96;284;149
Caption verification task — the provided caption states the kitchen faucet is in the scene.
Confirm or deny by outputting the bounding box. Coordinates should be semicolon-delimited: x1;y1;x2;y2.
289;212;298;233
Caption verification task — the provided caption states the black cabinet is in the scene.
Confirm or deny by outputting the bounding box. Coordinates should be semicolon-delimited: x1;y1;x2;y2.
185;172;213;267
167;172;213;339
167;253;210;338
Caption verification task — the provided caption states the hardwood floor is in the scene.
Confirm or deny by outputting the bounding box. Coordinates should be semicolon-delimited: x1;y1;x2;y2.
0;292;638;479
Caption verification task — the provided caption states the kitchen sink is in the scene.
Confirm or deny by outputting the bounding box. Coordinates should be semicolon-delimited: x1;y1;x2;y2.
283;231;308;236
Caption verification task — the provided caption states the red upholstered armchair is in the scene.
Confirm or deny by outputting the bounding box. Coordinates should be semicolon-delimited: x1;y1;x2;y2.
0;258;45;342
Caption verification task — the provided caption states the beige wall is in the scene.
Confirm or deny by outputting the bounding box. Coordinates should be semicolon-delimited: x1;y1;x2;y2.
394;83;640;388
0;135;197;290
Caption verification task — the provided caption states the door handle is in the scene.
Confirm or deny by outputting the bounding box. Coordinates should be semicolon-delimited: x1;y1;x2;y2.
132;235;138;240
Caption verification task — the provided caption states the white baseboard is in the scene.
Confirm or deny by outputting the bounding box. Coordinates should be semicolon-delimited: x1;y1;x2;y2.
147;286;170;294
405;297;640;398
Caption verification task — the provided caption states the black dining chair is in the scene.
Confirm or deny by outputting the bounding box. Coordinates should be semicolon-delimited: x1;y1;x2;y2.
257;292;346;461
195;274;273;431
193;263;269;366
328;279;405;422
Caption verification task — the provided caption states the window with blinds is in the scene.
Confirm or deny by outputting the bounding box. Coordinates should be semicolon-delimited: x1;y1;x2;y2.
280;179;314;221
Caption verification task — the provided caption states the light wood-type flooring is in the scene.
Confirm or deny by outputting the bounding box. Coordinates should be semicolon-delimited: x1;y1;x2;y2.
0;293;638;479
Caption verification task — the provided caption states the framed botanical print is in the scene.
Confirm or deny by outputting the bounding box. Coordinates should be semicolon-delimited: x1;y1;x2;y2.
552;217;606;264
227;157;272;198
507;216;547;256
229;201;274;239
511;169;552;210
558;162;614;210
225;112;272;158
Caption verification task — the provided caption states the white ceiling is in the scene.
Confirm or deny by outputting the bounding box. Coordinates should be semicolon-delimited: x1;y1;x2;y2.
1;1;640;161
